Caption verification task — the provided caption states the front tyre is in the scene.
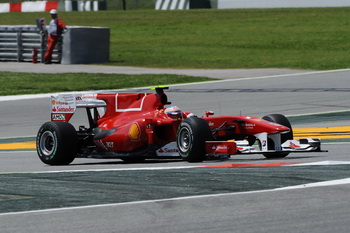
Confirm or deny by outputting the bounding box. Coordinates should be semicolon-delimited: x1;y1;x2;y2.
176;117;212;162
262;114;293;159
36;121;78;165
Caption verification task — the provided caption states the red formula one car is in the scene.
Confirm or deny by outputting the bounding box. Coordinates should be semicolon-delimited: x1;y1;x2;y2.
36;87;324;165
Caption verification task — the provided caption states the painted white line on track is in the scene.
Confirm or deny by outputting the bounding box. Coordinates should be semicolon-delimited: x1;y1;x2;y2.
0;151;34;154
287;110;350;118
325;142;350;145
1;160;350;175
288;160;350;166
1;69;349;102
277;178;350;190
1;176;350;217
32;165;198;173
170;68;350;87
0;165;198;175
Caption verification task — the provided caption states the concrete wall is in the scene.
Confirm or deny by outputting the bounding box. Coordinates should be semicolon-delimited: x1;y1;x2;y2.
61;26;109;64
218;0;350;9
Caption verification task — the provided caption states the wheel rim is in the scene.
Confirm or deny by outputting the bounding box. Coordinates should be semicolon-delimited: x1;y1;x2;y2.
39;131;56;156
178;127;192;153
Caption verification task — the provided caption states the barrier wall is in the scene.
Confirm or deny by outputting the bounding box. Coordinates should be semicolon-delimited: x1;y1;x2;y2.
0;1;59;13
218;0;350;9
0;1;104;13
155;0;350;10
61;26;109;64
155;0;212;10
0;25;62;63
156;0;189;10
0;25;109;64
64;0;104;11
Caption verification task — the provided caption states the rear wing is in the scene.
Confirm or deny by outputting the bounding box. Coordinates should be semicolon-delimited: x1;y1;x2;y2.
51;93;106;122
51;87;170;122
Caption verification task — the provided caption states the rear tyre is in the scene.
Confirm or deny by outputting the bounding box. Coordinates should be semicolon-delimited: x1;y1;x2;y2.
261;114;293;159
176;117;212;162
36;121;78;165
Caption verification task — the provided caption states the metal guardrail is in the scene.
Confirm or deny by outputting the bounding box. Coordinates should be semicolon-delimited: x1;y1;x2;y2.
0;25;62;63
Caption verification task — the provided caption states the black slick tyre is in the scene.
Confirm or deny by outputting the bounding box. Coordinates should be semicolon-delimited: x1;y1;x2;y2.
262;114;293;159
176;117;212;162
36;121;78;165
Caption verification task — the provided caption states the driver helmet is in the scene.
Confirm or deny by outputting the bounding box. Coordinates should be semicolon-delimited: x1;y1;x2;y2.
165;106;183;119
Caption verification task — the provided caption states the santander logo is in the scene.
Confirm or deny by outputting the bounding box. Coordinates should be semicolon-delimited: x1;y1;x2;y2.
158;148;179;153
156;142;179;156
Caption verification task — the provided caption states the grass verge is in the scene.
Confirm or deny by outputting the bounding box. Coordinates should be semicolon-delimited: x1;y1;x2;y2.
1;8;350;69
0;72;214;96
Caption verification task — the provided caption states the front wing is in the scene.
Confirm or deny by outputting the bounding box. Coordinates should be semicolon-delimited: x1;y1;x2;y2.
235;138;325;155
155;138;325;158
203;138;324;156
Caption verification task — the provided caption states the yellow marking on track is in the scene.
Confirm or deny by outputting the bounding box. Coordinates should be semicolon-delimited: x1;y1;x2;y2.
0;141;36;150
294;126;350;139
1;126;350;150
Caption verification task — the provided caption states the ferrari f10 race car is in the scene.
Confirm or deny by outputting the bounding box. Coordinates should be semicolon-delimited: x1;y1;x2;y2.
36;87;324;165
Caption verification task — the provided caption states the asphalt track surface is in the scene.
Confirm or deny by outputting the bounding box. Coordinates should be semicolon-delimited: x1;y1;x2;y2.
1;63;350;233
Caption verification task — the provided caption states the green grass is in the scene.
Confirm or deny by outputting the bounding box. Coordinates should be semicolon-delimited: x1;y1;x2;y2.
1;8;350;69
0;72;214;96
1;8;350;95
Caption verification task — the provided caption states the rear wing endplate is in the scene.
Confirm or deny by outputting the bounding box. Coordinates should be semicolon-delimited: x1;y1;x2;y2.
51;93;106;122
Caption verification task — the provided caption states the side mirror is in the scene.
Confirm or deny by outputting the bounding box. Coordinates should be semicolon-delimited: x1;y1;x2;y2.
205;111;214;117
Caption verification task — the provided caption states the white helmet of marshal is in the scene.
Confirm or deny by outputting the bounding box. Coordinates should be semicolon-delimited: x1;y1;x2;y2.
50;9;58;14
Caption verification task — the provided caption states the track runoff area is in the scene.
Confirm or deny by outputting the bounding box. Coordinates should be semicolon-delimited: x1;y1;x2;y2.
1;110;350;215
1;67;350;215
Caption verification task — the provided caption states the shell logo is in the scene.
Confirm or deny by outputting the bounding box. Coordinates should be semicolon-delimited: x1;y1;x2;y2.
129;123;141;141
52;100;56;105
